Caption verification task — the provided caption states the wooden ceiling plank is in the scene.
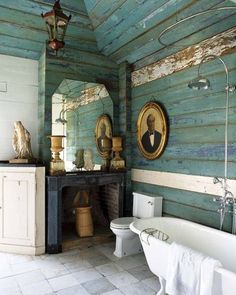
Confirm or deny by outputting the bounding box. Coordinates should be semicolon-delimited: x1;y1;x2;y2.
85;0;127;29
0;21;97;45
95;0;169;46
0;6;96;42
0;21;98;51
118;16;236;65
83;0;103;14
0;0;91;25
129;14;236;67
31;0;88;15
107;6;234;62
101;0;225;56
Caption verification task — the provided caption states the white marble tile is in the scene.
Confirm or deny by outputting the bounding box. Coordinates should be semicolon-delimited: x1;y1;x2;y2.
95;243;120;262
127;264;153;280
119;281;156;295
57;284;90;295
0;242;149;295
0;289;22;295
40;264;70;280
72;268;102;284
115;254;146;270
36;259;65;269
142;276;160;292
36;259;70;279
0;266;12;279
8;254;33;265
11;260;39;275
82;277;116;295
58;253;82;264
64;259;92;272
48;274;79;292
0;277;19;291
15;269;46;287
96;263;124;277
56;249;79;257
106;271;138;288
20;280;53;295
101;290;124;295
86;254;111;267
79;248;102;259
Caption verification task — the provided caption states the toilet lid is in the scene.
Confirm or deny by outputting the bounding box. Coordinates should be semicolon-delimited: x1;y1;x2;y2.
110;217;137;229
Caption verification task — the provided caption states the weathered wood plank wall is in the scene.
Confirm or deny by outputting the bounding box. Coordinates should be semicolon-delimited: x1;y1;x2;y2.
130;47;236;231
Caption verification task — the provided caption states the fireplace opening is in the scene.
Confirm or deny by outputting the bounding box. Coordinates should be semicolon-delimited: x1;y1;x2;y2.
61;183;119;250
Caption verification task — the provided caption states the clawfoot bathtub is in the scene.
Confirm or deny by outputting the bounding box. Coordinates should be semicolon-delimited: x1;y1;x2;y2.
130;217;236;295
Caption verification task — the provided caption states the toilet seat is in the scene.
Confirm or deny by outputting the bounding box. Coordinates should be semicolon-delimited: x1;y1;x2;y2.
110;217;137;229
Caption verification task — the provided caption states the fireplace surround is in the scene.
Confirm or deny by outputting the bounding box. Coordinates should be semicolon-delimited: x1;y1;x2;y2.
46;171;125;253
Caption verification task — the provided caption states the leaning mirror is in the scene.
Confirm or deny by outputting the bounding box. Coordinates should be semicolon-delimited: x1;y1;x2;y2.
52;79;113;171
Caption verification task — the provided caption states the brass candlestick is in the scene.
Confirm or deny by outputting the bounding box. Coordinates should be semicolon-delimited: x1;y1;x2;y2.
110;136;125;170
47;135;66;175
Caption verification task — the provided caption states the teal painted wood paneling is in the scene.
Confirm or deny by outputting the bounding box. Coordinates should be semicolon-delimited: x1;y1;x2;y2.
133;182;232;232
134;17;236;68
100;0;192;54
0;0;98;59
1;0;236;64
108;2;235;63
0;44;39;60
0;6;95;40
128;51;236;230
95;0;170;48
84;0;127;29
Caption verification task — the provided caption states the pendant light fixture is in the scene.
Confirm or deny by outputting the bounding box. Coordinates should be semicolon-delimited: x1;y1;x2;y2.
41;0;71;52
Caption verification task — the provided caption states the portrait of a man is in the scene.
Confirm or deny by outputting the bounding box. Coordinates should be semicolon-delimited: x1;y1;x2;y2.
95;114;112;156
141;114;161;153
137;102;168;160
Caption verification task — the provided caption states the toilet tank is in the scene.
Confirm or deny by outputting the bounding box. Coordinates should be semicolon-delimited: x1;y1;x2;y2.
133;192;162;218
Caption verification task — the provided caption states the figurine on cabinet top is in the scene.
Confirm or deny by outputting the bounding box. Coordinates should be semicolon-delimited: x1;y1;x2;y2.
10;121;35;163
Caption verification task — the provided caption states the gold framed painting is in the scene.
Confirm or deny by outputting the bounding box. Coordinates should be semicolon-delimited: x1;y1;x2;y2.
137;101;168;160
95;114;112;156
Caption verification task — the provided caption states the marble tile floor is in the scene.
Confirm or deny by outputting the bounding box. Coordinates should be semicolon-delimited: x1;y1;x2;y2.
0;242;161;295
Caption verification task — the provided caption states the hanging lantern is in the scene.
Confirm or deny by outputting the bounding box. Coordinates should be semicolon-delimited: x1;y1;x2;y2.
41;0;71;52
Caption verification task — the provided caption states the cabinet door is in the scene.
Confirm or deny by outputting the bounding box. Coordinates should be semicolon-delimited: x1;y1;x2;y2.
0;172;35;246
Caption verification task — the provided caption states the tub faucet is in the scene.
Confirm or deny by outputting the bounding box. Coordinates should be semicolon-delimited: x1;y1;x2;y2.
213;177;235;233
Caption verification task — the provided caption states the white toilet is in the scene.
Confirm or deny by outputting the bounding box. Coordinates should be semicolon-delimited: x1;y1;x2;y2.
110;192;163;257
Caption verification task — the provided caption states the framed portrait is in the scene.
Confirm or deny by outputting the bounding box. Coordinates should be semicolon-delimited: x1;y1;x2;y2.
137;101;168;160
95;114;112;156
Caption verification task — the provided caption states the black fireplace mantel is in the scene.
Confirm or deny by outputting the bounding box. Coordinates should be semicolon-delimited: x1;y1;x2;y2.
46;171;125;253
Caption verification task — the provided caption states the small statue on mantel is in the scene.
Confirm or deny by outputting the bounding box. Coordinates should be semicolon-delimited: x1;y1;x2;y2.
10;121;35;163
84;149;94;171
73;149;84;170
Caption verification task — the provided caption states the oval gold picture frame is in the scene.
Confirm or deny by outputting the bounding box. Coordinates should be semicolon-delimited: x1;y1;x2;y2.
137;102;168;160
95;114;112;157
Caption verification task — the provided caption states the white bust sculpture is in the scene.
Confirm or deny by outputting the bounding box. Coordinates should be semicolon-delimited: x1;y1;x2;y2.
12;121;34;160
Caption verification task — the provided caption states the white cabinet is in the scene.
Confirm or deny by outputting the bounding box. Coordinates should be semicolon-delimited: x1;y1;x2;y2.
0;166;45;255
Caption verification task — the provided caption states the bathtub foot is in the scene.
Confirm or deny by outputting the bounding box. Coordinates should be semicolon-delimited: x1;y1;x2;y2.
157;276;166;295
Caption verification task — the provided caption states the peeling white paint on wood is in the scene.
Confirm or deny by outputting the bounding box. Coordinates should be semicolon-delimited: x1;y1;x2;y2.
131;168;236;197
132;27;236;87
66;85;109;109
